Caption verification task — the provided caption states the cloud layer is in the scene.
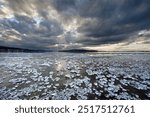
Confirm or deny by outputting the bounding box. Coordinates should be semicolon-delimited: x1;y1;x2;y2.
0;0;150;51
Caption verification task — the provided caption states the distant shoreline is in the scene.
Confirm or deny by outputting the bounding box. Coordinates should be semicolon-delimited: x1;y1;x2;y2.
0;46;150;53
0;51;150;54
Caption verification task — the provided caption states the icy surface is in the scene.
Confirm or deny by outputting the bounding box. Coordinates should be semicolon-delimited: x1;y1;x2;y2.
0;52;150;100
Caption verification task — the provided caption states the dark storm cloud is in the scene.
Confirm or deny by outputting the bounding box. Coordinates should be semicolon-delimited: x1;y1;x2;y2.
44;0;150;46
14;15;63;37
77;33;133;45
0;0;150;50
51;0;76;11
77;0;150;44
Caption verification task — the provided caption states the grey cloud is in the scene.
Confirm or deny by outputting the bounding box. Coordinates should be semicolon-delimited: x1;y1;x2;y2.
0;15;63;50
5;0;35;15
50;0;150;45
51;0;76;11
74;0;150;47
0;0;150;50
77;33;132;46
1;14;63;36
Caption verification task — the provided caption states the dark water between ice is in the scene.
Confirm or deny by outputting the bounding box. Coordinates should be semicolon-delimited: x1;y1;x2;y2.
0;52;150;100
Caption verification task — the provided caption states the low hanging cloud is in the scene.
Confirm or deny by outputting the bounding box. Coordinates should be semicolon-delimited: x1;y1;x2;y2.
0;0;150;50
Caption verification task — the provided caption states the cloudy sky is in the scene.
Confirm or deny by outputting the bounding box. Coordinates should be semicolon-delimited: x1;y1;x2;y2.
0;0;150;51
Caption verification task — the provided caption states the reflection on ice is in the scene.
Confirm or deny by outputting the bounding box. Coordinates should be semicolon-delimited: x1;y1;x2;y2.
0;53;150;100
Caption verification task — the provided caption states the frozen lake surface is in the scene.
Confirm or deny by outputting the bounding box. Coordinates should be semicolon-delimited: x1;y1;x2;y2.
0;52;150;100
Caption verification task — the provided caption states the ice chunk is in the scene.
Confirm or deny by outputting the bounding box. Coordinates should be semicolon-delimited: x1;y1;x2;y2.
55;77;60;81
47;85;51;88
94;82;98;86
65;74;71;78
49;71;54;75
9;78;27;84
55;84;60;87
26;81;31;84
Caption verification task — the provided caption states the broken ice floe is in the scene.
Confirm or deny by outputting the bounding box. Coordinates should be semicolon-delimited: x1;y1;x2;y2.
0;53;150;100
55;77;60;81
9;78;27;84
